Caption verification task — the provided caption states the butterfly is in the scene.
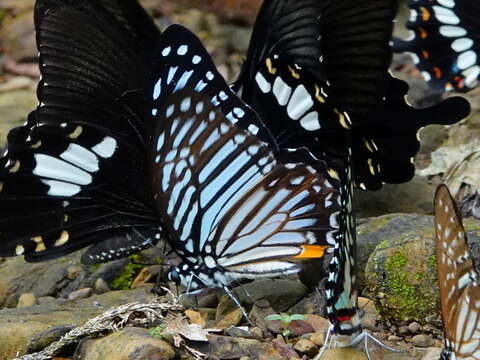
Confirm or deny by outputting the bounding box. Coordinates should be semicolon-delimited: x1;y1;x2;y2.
435;184;480;359
149;24;341;292
394;0;480;92
0;0;163;263
233;0;470;342
0;0;342;304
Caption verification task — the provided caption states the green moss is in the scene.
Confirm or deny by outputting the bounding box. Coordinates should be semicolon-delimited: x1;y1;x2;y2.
111;254;144;290
379;251;432;321
428;255;437;269
463;219;480;233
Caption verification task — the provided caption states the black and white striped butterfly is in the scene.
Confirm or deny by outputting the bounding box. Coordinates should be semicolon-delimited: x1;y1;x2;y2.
394;0;480;92
0;0;162;263
435;185;480;360
0;0;341;297
233;0;470;343
149;24;341;290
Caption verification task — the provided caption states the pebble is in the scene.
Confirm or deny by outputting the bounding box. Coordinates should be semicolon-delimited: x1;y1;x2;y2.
421;347;442;360
310;331;325;347
66;265;83;280
93;278;110;294
398;326;410;336
387;335;402;342
17;293;37;308
412;334;435;348
408;321;422;334
293;338;317;358
68;287;93;300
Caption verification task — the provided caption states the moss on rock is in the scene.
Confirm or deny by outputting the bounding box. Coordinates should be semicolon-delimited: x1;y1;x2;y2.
111;255;145;291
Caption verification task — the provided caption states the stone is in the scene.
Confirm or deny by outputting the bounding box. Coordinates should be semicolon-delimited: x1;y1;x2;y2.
271;336;300;360
288;319;315;337
93;278;110;294
0;286;155;359
68;287;93;300
26;325;74;353
293;338;317;358
215;308;242;329
76;327;175;360
398;326;410;336
421;347;442;360
412;334;435;348
321;348;368;360
409;322;422;334
225;326;263;340
387;335;402;342
66;265;83;280
17;293;37;308
363;214;443;323
310;331;326;347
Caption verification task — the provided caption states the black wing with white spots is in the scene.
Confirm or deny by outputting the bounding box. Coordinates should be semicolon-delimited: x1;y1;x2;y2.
0;0;162;263
149;25;341;289
394;0;480;92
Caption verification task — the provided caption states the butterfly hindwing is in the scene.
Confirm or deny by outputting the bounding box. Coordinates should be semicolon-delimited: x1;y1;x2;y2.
149;25;340;288
435;185;480;359
394;0;480;92
0;0;162;263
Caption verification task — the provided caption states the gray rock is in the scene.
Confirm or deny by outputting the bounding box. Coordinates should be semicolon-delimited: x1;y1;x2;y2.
412;334;435;348
0;286;155;359
93;278;110;294
409;322;422;334
75;327;175;360
355;176;435;219
27;325;75;353
68;287;93;300
398;326;410;336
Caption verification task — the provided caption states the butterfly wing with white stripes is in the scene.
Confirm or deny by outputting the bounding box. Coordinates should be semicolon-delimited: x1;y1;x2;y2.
149;25;341;289
394;0;480;92
435;185;480;359
234;0;470;191
0;0;162;263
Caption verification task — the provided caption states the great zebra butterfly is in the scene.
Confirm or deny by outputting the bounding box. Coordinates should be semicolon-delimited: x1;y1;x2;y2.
0;0;340;297
234;0;470;340
435;185;480;360
394;0;480;92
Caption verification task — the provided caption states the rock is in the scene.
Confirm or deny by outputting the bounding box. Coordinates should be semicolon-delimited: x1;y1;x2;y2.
37;296;57;305
388;335;402;342
76;327;175;360
231;278;308;312
412;334;435;348
68;287;93;300
293;338;317;357
67;265;83;280
355;176;435;218
303;314;330;333
26;325;74;353
398;326;410;336
225;326;263;340
310;331;325;347
363;214;442;323
358;297;381;331
0;11;36;61
321;348;368;360
421;347;442;360
17;292;37;308
409;322;422;334
93;278;110;294
288;319;315;337
271;336;300;360
0;286;155;359
193;335;285;360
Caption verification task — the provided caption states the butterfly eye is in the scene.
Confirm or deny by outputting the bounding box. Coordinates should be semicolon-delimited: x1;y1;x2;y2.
168;268;181;284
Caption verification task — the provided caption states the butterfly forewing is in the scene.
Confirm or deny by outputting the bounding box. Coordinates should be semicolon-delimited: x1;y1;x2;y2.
394;0;480;92
435;185;480;359
149;25;340;287
0;0;162;263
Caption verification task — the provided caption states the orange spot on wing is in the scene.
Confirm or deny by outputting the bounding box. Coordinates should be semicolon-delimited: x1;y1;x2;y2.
419;27;428;39
294;245;328;259
420;7;431;21
421;50;429;59
433;66;442;78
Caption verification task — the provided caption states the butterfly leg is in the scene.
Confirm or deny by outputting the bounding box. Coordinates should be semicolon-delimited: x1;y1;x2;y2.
223;286;254;326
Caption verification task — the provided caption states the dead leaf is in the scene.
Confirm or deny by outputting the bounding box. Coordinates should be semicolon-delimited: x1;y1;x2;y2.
163;315;220;342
